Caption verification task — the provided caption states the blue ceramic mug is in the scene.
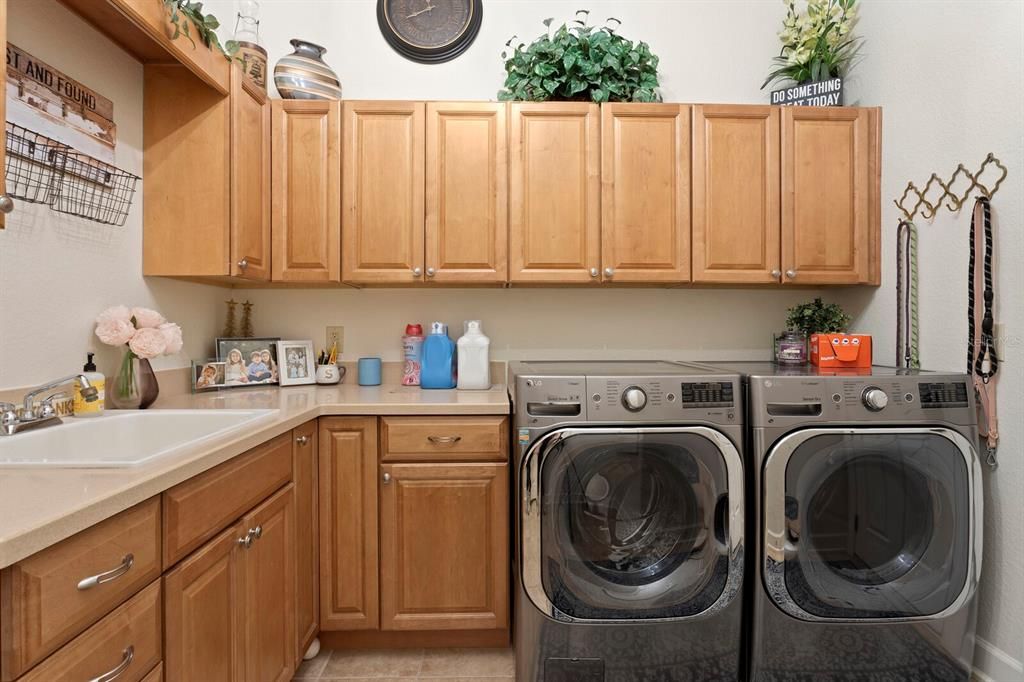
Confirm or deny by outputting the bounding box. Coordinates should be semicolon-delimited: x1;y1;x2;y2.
358;357;382;386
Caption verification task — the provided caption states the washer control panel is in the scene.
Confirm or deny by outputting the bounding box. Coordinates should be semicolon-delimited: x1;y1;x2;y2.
680;381;735;409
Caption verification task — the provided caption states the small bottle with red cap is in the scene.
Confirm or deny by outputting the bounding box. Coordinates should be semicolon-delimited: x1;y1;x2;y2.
401;323;425;386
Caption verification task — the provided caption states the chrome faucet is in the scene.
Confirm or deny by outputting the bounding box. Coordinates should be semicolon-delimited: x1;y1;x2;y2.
0;374;99;436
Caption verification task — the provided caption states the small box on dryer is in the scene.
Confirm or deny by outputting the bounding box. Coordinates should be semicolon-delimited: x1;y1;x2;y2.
810;333;872;368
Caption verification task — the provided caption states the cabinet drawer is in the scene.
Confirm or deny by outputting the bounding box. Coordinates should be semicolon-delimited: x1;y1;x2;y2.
15;580;162;682
163;432;292;566
381;417;508;462
141;662;163;682
1;498;161;681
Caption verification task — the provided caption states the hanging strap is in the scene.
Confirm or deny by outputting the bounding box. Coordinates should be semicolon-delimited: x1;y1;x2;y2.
967;196;999;468
896;220;920;368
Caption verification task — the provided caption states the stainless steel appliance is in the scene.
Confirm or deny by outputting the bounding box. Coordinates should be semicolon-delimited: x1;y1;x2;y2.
703;362;982;681
511;361;746;681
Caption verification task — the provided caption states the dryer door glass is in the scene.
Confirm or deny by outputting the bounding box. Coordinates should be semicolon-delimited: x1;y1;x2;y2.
770;430;973;620
539;430;734;620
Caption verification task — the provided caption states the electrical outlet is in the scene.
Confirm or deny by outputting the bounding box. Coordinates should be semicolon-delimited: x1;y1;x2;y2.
325;326;344;355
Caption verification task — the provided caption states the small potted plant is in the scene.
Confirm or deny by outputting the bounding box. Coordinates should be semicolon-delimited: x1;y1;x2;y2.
95;306;184;409
776;298;851;364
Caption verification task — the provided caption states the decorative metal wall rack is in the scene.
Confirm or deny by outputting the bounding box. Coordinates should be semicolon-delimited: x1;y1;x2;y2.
4;121;140;227
895;153;1007;222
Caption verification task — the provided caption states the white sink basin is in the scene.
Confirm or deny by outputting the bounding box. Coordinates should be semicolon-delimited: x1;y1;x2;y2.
0;409;278;468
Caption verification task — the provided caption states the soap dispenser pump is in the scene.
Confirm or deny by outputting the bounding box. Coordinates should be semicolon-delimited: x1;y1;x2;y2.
74;352;106;417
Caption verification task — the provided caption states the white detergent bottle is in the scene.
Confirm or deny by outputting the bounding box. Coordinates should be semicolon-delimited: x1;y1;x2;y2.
457;320;491;390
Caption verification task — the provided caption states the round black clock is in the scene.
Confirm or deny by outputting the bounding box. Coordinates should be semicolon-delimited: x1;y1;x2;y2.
377;0;482;64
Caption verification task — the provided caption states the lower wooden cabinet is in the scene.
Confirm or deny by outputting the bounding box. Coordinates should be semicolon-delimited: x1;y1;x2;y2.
379;463;508;631
292;421;320;664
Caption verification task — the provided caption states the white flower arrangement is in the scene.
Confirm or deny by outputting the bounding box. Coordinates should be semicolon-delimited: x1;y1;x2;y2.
763;0;862;89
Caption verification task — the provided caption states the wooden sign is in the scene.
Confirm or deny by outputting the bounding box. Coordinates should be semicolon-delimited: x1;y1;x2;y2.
5;43;116;152
770;77;844;107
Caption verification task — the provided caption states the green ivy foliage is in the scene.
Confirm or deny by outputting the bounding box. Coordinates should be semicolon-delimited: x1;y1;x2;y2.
163;0;240;60
786;298;852;334
498;11;661;103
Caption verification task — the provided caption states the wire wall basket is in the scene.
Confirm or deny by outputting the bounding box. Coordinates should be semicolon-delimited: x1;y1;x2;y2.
4;122;69;204
4;122;140;226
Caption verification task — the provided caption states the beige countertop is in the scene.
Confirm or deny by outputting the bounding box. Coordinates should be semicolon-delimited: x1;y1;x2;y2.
0;383;510;569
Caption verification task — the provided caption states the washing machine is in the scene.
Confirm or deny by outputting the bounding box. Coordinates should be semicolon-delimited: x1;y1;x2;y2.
510;361;746;681
705;362;983;681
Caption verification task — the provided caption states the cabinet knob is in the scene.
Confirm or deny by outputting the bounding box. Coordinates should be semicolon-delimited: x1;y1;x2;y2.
250;525;263;540
785;269;797;279
237;533;253;549
426;267;436;277
604;267;614;277
589;267;599;278
412;267;422;277
0;194;14;215
382;472;392;484
296;435;309;446
771;269;782;279
237;258;248;270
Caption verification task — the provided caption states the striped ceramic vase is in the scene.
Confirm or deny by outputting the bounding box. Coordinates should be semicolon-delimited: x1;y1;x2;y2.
273;39;342;100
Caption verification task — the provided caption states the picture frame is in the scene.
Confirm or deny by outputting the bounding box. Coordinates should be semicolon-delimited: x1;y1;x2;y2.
192;360;226;392
215;337;280;387
277;340;316;386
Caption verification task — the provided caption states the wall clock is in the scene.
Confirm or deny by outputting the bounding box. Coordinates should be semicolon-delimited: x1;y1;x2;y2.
377;0;482;64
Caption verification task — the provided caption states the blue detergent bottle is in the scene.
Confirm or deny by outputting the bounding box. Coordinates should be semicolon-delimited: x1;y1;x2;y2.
420;322;456;389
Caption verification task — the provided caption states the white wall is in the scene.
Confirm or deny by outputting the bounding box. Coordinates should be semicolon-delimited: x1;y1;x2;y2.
0;0;223;389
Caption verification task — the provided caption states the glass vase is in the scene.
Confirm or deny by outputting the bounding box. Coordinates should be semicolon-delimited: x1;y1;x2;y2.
111;350;160;409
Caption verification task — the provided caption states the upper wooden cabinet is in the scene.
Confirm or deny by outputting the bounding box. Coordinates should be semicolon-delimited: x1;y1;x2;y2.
425;102;508;284
509;103;601;284
230;70;271;281
692;104;781;284
342;101;425;284
601;104;691;283
0;1;7;231
272;100;341;283
782;107;875;284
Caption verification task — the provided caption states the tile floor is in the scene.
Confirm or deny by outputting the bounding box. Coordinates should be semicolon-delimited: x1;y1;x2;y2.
293;648;515;681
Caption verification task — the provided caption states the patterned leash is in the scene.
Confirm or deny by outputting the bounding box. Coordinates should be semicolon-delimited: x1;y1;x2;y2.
968;197;999;469
896;221;919;369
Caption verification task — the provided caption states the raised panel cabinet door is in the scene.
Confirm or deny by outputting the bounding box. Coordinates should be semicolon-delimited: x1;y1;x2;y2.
242;484;296;682
425;102;508;284
380;463;509;631
692;105;781;283
509;103;601;283
230;67;271;280
782;107;873;284
318;417;380;630
272;100;341;283
163;524;246;682
601;103;691;283
292;421;319;664
342;101;425;284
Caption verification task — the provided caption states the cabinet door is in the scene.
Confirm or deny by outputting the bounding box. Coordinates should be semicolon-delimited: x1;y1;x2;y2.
318;417;379;630
272;100;341;283
164;524;246;682
242;485;296;682
292;422;319;664
509;103;600;284
0;1;7;230
782;107;872;284
601;104;691;283
230;67;271;280
342;101;425;284
692;105;781;283
380;463;508;631
425;102;508;284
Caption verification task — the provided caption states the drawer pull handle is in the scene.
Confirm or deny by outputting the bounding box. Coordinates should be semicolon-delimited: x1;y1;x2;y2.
88;645;133;682
77;554;134;591
427;435;462;445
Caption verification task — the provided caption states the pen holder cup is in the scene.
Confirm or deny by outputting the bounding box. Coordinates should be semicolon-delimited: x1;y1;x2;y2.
316;364;343;385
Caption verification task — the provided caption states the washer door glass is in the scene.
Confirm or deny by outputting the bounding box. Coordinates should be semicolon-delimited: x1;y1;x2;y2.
771;431;972;619
540;430;733;619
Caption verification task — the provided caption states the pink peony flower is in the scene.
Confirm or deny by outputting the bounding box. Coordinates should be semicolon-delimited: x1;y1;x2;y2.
158;322;184;354
131;307;166;328
95;319;136;346
128;327;168;359
96;305;132;327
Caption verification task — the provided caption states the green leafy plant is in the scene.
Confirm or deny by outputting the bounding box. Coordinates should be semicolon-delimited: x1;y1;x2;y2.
762;0;862;89
163;0;240;60
498;10;661;103
786;298;851;334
